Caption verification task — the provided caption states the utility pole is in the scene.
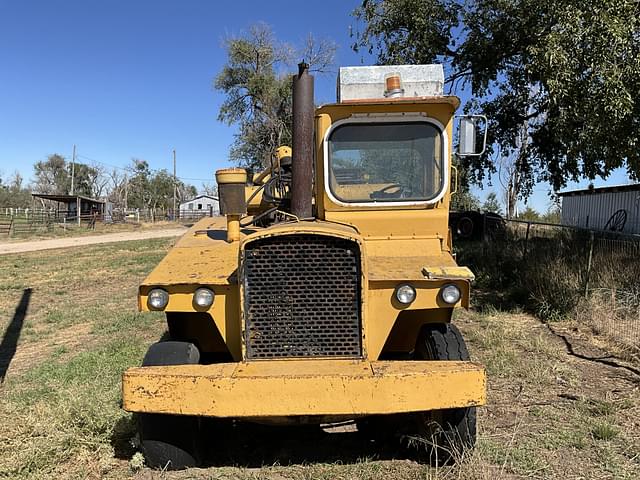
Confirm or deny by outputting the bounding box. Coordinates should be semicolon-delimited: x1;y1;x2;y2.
173;149;177;219
70;144;76;195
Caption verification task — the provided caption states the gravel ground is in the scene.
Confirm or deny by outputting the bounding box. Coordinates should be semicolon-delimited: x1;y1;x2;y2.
0;227;187;255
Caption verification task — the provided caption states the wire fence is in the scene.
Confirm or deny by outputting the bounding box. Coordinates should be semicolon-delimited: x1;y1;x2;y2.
0;207;218;237
457;215;640;354
108;208;216;223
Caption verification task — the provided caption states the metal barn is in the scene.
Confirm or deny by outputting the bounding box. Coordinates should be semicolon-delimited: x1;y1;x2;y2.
559;184;640;234
179;194;219;218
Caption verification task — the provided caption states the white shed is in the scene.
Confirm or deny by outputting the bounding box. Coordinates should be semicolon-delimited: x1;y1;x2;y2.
559;184;640;234
179;194;219;218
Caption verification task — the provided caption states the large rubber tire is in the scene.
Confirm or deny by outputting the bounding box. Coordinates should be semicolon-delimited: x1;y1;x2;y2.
407;323;477;464
142;341;200;367
456;216;475;239
138;341;201;470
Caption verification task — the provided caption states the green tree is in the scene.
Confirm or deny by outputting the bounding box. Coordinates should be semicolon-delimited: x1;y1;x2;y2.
33;154;69;194
127;159;150;209
215;24;336;170
541;197;562;224
541;207;561;224
352;0;640;196
482;192;502;215
70;163;101;197
450;160;480;211
148;170;175;211
0;171;31;208
215;24;294;170
451;191;480;211
518;206;541;222
32;154;103;197
126;159;196;212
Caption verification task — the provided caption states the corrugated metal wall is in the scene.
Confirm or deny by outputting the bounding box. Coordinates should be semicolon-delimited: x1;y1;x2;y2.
561;189;640;234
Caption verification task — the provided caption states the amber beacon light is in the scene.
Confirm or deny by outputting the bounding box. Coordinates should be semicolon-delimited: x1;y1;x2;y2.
384;73;404;98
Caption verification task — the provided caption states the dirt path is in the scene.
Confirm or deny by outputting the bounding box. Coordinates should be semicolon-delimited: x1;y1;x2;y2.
0;227;187;255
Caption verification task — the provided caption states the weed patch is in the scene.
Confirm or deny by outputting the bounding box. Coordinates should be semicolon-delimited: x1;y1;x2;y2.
590;421;619;441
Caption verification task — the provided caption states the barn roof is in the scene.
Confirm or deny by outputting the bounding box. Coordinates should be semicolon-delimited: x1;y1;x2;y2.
558;183;640;197
180;194;219;202
31;193;105;204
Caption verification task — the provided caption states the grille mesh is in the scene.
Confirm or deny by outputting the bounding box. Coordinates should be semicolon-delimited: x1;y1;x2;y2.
243;234;362;359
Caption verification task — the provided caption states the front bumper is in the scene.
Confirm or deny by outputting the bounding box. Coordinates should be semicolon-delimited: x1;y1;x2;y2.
122;359;486;418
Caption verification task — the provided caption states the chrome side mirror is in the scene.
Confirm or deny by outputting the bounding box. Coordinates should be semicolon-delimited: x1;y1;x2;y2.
457;115;488;156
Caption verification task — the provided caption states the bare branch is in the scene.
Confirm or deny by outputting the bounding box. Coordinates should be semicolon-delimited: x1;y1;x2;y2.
299;33;337;74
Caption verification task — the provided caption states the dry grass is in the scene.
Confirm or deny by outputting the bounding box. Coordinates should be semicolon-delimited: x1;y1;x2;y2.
458;309;640;480
0;240;638;479
575;288;640;359
456;227;640;355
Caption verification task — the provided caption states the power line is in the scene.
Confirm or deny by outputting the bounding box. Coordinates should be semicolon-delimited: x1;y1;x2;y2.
75;154;130;172
174;176;217;181
75;153;215;183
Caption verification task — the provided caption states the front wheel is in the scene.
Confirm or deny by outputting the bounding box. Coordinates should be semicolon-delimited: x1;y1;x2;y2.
404;323;477;464
137;341;202;470
138;414;200;470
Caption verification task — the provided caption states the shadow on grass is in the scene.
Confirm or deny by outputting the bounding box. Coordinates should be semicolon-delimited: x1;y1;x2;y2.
110;416;412;467
0;288;32;383
111;415;138;459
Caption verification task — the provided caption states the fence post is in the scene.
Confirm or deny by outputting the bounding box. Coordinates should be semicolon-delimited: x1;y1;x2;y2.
523;222;531;260
584;231;595;298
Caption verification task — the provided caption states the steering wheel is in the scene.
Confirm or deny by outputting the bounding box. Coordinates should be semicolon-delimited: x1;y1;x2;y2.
370;184;408;199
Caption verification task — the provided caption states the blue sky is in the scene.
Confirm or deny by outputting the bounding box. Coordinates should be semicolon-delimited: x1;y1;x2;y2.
0;0;634;213
0;0;362;185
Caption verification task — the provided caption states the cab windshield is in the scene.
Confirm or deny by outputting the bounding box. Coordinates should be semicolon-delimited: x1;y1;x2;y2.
328;122;443;203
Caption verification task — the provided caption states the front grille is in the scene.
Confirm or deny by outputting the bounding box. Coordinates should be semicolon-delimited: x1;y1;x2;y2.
242;234;362;359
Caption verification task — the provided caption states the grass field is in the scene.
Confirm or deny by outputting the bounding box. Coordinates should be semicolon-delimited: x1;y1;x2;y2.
0;239;638;479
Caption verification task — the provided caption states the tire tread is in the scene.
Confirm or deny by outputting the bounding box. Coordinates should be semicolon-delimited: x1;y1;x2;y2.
413;323;477;463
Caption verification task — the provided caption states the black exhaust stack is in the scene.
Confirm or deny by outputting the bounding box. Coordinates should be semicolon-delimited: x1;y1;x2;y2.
291;62;314;219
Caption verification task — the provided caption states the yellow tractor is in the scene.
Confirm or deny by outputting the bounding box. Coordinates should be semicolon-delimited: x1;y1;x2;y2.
122;63;486;469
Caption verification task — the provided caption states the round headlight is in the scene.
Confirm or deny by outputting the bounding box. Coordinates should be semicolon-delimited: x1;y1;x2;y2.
148;288;169;310
441;284;461;304
395;284;416;305
193;288;215;308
